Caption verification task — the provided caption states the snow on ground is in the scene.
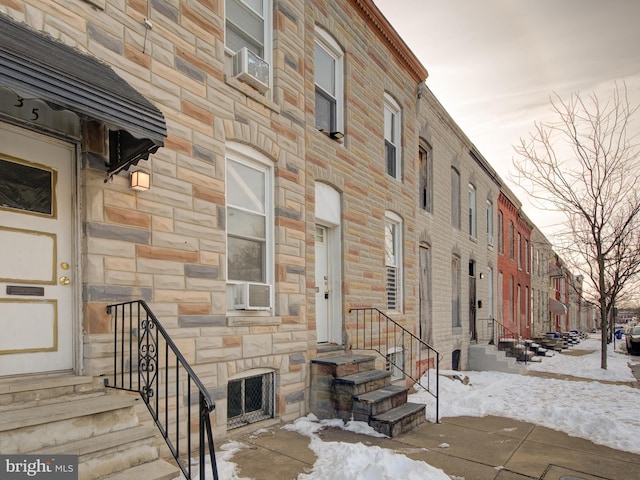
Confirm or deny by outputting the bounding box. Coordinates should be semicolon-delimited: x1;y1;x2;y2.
205;336;640;480
526;335;636;381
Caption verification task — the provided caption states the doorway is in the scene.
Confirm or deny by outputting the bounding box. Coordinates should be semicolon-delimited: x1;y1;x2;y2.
0;123;76;375
314;183;342;344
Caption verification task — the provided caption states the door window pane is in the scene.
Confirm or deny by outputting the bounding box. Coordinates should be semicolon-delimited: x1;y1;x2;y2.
0;158;53;216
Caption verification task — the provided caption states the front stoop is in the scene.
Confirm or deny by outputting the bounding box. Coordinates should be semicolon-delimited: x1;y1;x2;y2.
468;344;526;375
0;373;178;480
310;354;427;437
369;402;426;437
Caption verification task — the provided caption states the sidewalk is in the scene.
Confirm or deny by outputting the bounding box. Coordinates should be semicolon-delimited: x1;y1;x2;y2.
226;412;640;480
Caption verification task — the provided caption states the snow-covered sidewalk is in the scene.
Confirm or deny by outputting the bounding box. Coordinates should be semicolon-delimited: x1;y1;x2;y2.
212;336;640;480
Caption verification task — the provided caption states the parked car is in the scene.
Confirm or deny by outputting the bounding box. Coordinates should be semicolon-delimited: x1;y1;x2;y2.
625;326;640;354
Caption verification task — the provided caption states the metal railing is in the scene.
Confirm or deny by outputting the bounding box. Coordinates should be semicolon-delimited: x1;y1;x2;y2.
105;300;219;480
349;308;441;423
477;317;530;364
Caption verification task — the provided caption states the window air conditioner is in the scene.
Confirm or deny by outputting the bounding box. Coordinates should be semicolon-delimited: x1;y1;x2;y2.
232;47;270;93
234;282;271;310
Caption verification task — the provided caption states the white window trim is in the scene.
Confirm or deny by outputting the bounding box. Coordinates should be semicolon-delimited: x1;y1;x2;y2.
224;0;273;95
486;200;494;246
315;27;344;135
224;0;273;59
384;93;402;180
468;183;476;238
451;255;461;328
225;143;274;312
451;167;461;230
385;211;403;312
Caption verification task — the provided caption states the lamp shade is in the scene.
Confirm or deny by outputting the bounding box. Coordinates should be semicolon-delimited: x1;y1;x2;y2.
130;170;150;191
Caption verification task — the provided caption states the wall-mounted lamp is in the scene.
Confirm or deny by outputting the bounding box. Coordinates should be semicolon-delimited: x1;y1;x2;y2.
479;272;485;279
130;170;150;191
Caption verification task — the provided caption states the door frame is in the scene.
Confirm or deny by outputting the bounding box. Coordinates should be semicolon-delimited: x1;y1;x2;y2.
314;183;342;345
0;120;82;375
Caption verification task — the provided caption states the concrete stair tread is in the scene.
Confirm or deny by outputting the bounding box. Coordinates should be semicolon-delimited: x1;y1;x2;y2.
312;354;377;366
370;402;425;423
98;459;179;480
26;424;158;456
353;385;408;403
0;373;94;395
0;393;137;432
335;369;391;385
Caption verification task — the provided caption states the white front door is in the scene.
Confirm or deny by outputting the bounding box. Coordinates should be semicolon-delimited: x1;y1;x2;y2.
315;225;330;343
0;123;75;375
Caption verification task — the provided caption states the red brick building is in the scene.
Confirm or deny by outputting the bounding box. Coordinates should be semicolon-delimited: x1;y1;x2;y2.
497;189;532;339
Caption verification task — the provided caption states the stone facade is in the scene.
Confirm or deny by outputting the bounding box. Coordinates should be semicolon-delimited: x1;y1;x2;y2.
530;227;553;336
415;88;501;369
1;0;578;442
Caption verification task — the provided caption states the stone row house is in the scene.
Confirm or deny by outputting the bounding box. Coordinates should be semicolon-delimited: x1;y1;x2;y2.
0;0;584;461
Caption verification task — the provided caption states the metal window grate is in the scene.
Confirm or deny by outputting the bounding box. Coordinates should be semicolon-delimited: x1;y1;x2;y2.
227;372;274;430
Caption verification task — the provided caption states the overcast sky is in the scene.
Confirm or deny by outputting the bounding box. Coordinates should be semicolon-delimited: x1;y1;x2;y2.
373;0;640;234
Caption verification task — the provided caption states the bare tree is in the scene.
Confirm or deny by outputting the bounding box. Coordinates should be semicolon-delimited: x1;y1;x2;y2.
513;84;640;369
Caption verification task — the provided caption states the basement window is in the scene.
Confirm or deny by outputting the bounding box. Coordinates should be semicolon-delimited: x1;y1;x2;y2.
227;372;274;429
386;347;404;381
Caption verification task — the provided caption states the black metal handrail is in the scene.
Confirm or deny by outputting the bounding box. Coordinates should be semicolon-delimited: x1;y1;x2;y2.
349;308;441;423
105;300;219;480
478;317;529;364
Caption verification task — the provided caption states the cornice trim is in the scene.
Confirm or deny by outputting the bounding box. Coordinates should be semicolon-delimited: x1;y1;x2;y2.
348;0;428;83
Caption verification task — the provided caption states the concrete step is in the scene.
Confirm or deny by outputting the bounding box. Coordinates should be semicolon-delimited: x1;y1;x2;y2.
333;369;392;420
468;344;526;375
28;425;160;480
0;373;176;480
335;369;392;396
0;372;97;405
98;459;179;480
352;385;408;421
0;393;140;454
369;402;426;437
311;354;377;378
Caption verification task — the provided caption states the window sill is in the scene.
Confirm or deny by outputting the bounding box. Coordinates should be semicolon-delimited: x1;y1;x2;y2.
317;129;345;143
227;314;281;327
225;75;281;114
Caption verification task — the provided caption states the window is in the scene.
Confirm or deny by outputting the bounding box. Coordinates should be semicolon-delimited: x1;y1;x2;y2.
384;94;401;180
225;0;271;59
451;256;461;328
517;284;521;328
419;144;433;212
385;212;403;311
468;184;476;238
386;348;404;380
517;233;522;269
498;271;504;323
487;267;494;319
315;28;344;135
497;210;503;254
525;240;530;272
226;147;273;308
227;372;274;429
526;286;530;327
509;221;514;260
451;168;460;229
509;275;514;324
486;200;494;246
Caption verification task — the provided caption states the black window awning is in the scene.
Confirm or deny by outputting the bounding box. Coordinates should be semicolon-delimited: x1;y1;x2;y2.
0;13;166;174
